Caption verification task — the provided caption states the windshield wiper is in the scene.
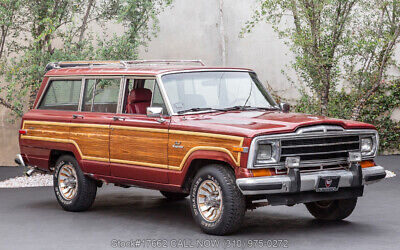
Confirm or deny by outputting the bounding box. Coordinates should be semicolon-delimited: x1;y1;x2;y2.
248;106;280;111
218;106;279;111
177;107;216;114
218;106;251;111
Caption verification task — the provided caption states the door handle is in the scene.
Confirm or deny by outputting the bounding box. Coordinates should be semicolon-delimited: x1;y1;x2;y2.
113;116;127;121
72;114;84;119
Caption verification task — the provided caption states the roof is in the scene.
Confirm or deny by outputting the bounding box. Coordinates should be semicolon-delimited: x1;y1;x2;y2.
44;60;253;77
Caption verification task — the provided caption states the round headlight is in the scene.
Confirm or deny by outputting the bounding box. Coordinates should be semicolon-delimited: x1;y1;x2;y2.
361;137;373;153
257;144;272;161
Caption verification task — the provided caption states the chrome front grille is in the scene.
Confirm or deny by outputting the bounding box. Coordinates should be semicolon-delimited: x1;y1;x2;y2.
280;135;360;165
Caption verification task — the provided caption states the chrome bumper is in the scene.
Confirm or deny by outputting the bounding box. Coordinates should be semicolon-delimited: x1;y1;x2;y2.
236;166;386;195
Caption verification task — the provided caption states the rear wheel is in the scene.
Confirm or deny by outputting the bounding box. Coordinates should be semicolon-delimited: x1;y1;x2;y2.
305;198;358;220
160;191;189;200
53;155;97;212
189;164;246;235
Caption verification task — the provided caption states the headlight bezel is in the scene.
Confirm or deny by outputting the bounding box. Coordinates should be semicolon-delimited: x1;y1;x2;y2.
360;134;378;157
253;139;280;166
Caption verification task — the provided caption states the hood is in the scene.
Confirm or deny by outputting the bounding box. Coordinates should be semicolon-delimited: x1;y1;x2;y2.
170;110;376;138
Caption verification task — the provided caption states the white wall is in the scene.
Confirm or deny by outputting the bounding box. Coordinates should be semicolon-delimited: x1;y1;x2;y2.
138;0;299;101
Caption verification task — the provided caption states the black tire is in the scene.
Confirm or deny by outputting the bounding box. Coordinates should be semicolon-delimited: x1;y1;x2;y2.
53;155;97;212
160;191;189;200
189;164;246;235
305;198;358;221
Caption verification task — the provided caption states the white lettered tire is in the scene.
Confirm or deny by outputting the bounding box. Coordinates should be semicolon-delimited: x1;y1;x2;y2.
190;164;246;235
54;155;97;212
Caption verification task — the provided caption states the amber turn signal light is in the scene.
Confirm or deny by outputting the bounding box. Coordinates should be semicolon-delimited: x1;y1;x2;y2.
251;168;275;177
360;160;375;168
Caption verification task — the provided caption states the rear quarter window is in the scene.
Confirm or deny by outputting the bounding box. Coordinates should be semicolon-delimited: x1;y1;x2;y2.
38;79;82;111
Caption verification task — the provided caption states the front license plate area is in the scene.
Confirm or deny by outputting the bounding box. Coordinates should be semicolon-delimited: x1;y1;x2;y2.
316;176;340;192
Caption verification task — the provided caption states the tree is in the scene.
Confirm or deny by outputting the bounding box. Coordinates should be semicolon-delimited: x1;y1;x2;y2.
0;0;172;117
96;0;172;60
243;0;400;151
0;0;23;59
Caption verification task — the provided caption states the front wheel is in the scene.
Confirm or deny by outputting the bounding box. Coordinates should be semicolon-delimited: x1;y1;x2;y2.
305;198;358;221
190;164;246;235
53;155;97;212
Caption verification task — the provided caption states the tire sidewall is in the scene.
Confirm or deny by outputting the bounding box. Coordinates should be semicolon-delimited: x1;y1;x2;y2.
190;171;226;230
53;156;80;206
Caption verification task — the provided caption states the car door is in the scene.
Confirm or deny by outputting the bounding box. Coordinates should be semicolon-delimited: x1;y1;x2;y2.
69;77;123;176
22;77;83;169
110;77;170;184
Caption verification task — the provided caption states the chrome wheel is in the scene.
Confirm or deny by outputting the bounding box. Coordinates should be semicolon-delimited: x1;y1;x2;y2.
58;164;78;201
197;180;223;222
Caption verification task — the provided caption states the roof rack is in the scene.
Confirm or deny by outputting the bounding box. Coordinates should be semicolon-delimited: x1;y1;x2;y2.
121;60;205;66
45;59;205;72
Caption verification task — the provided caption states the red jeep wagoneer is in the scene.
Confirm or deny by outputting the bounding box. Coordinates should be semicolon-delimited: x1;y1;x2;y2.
16;60;386;235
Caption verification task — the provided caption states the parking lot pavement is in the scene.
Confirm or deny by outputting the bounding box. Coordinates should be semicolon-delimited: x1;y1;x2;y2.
0;155;399;250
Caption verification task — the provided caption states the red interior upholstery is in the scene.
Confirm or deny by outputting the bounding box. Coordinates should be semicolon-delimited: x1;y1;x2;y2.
126;88;152;114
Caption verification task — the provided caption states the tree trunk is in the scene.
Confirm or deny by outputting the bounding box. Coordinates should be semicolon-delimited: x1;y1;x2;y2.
0;26;7;59
78;0;95;44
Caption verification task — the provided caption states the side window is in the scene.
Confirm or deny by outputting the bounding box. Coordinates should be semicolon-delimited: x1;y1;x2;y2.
38;79;82;111
124;78;167;115
82;78;121;113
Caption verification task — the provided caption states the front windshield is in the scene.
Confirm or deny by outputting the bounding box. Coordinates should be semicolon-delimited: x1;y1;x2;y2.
161;71;278;114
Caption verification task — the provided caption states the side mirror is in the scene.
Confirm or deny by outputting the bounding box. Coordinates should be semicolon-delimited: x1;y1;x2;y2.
280;102;291;113
147;107;163;118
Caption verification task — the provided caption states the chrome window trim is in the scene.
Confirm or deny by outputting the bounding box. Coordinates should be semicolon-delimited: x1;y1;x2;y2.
156;69;280;116
247;129;378;169
77;78;85;111
116;76;126;114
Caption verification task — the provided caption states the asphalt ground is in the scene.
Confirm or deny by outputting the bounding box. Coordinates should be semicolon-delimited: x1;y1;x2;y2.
0;155;399;250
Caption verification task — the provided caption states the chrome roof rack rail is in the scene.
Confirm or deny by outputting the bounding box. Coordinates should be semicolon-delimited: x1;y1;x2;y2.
120;60;205;66
45;61;121;72
45;59;205;72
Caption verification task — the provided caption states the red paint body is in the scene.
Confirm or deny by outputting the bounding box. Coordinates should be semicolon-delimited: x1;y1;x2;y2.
19;65;376;192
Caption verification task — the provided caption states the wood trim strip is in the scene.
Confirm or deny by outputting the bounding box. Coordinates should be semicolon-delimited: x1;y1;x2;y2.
169;129;243;142
110;125;168;133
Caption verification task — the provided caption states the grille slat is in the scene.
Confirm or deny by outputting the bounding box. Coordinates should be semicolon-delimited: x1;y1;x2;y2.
280;135;360;164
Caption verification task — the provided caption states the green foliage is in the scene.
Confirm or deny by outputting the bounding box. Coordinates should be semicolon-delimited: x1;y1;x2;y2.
0;0;172;119
245;0;400;152
0;0;24;58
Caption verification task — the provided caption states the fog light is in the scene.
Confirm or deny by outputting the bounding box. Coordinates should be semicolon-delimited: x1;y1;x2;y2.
348;152;362;163
285;157;300;168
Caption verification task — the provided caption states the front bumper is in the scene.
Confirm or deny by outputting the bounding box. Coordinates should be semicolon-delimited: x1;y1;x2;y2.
236;165;386;195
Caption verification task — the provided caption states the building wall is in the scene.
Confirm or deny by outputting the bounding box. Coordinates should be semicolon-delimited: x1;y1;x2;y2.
138;0;299;100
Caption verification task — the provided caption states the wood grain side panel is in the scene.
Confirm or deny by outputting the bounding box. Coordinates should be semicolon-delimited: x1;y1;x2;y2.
110;129;168;166
168;133;243;169
23;122;69;140
70;126;110;160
